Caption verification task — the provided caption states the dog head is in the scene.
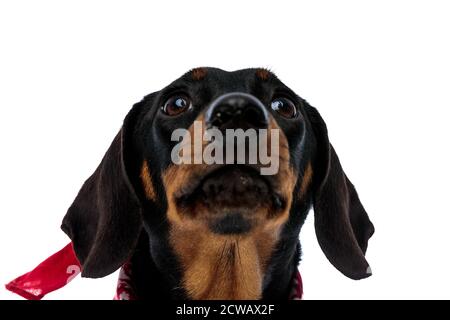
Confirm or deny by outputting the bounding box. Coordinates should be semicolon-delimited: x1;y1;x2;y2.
61;67;374;298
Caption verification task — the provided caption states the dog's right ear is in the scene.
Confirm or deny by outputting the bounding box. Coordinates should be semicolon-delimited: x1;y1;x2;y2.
61;98;149;278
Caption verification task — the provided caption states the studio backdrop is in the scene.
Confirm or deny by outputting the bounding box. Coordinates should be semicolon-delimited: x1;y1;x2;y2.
1;0;449;300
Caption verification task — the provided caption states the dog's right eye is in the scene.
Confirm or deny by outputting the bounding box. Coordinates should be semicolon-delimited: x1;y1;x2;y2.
161;95;192;116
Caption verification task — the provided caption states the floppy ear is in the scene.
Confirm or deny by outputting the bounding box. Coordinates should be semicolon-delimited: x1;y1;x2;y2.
61;101;144;278
306;104;375;280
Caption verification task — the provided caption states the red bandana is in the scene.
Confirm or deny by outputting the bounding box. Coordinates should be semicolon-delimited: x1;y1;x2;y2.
6;243;303;300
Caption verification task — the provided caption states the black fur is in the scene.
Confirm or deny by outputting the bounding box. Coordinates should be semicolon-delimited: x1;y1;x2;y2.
61;67;374;299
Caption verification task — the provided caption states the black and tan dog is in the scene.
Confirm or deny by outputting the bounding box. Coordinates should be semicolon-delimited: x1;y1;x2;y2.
61;67;374;300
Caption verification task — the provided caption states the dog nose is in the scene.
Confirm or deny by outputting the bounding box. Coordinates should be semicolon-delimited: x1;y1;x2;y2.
205;92;269;130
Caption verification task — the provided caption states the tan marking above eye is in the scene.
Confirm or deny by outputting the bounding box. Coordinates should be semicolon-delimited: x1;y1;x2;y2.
140;160;156;201
255;68;271;81
191;67;207;81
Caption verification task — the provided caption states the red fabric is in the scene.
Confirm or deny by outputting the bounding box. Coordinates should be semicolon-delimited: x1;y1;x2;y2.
5;243;81;300
288;270;303;300
6;242;303;300
113;262;138;300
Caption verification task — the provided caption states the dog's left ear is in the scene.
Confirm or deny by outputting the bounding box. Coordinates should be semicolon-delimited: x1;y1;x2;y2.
305;104;375;280
61;100;146;278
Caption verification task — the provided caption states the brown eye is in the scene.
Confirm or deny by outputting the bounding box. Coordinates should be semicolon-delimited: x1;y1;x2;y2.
271;97;297;118
162;95;191;116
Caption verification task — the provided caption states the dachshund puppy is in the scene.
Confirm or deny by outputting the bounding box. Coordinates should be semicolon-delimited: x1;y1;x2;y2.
61;67;374;300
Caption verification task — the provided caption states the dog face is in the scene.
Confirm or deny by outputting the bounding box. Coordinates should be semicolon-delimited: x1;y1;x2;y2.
144;68;299;235
61;68;374;299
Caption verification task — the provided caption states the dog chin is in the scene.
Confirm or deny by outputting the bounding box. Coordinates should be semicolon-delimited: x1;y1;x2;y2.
208;212;253;235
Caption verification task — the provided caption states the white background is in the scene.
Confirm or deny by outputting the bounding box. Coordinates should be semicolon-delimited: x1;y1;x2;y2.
1;0;449;300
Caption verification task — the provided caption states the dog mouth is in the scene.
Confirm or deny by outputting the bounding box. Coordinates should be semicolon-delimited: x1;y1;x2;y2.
174;165;286;234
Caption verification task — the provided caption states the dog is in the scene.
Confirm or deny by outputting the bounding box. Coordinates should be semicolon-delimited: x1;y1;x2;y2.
61;67;374;300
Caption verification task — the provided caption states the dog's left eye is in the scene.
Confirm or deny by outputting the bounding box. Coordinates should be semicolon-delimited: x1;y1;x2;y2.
162;95;192;116
271;97;297;118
